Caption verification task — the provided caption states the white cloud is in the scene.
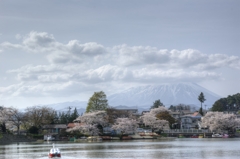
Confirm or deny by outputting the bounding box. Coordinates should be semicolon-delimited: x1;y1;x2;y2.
22;31;56;51
1;31;240;100
113;45;170;66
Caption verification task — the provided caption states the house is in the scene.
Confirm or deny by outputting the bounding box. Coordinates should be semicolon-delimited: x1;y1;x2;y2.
180;112;202;129
67;123;76;129
170;111;181;119
42;124;67;140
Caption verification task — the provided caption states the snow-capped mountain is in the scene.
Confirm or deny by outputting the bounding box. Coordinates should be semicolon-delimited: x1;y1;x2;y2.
108;82;221;108
42;82;220;113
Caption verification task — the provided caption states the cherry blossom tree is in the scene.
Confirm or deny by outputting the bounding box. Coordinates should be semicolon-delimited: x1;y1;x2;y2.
68;111;108;136
0;106;8;133
141;107;170;133
150;106;170;115
201;112;240;132
111;118;138;137
74;111;108;127
66;123;100;136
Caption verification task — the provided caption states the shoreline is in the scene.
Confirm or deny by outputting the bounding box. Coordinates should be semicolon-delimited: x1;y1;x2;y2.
0;134;36;145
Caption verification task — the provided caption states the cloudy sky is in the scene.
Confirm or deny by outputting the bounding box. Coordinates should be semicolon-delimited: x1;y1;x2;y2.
0;0;240;108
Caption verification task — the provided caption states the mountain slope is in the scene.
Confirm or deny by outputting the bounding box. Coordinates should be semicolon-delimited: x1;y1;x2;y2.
44;100;87;115
108;82;221;108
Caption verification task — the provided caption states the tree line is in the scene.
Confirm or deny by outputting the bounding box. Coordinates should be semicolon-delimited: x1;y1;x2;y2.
211;93;240;112
66;91;240;137
1;90;239;137
0;105;79;134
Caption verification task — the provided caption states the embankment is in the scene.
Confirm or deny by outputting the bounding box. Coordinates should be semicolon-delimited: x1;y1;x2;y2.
0;134;36;144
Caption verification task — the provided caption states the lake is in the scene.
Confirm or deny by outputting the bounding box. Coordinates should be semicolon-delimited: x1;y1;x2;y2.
0;138;240;159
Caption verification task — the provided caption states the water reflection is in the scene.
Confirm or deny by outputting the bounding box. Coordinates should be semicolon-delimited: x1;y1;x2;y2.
0;138;240;159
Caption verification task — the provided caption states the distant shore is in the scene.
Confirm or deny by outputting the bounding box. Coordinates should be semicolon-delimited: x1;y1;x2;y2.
0;134;36;145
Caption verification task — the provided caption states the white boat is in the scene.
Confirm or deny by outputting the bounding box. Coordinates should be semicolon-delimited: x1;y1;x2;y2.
48;144;61;158
44;135;55;141
47;136;55;141
87;136;102;141
212;133;223;138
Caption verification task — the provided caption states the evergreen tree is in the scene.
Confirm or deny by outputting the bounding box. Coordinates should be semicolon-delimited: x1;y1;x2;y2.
69;107;79;122
150;99;163;109
86;91;108;113
0;122;6;133
211;98;227;111
49;111;59;124
211;93;240;112
59;112;68;124
198;92;206;115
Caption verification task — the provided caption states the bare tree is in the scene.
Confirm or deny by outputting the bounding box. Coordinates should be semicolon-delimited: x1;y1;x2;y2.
24;106;56;132
106;107;136;124
6;107;24;135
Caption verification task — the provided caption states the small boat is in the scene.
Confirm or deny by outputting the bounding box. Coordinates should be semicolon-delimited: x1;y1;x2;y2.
212;133;222;138
48;144;61;158
198;134;204;138
178;134;185;138
190;134;198;138
47;136;55;141
222;134;229;138
86;136;103;142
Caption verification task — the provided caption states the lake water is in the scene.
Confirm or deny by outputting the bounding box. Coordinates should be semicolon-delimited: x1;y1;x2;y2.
0;138;240;159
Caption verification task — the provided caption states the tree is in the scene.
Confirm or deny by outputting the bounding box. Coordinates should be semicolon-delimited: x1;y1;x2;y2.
74;111;108;127
5;107;24;135
141;107;169;133
67;123;100;136
86;91;108;113
156;111;176;128
28;126;39;134
111;118;138;138
0;106;9;133
69;111;108;136
168;105;175;111
198;92;206;115
201;112;240;133
141;113;169;133
211;93;240;112
58;112;68;124
69;107;79;123
23;106;56;132
211;98;227;111
150;99;163;109
169;104;191;112
106;107;136;124
0;106;12;133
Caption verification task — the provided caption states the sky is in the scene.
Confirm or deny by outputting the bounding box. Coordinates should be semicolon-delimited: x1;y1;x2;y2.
0;0;240;108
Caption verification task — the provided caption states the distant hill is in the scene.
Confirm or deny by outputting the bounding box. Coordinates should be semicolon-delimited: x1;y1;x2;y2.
45;100;87;115
108;82;221;109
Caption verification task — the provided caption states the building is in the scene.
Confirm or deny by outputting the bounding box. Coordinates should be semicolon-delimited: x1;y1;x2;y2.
42;124;67;140
180;112;202;129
